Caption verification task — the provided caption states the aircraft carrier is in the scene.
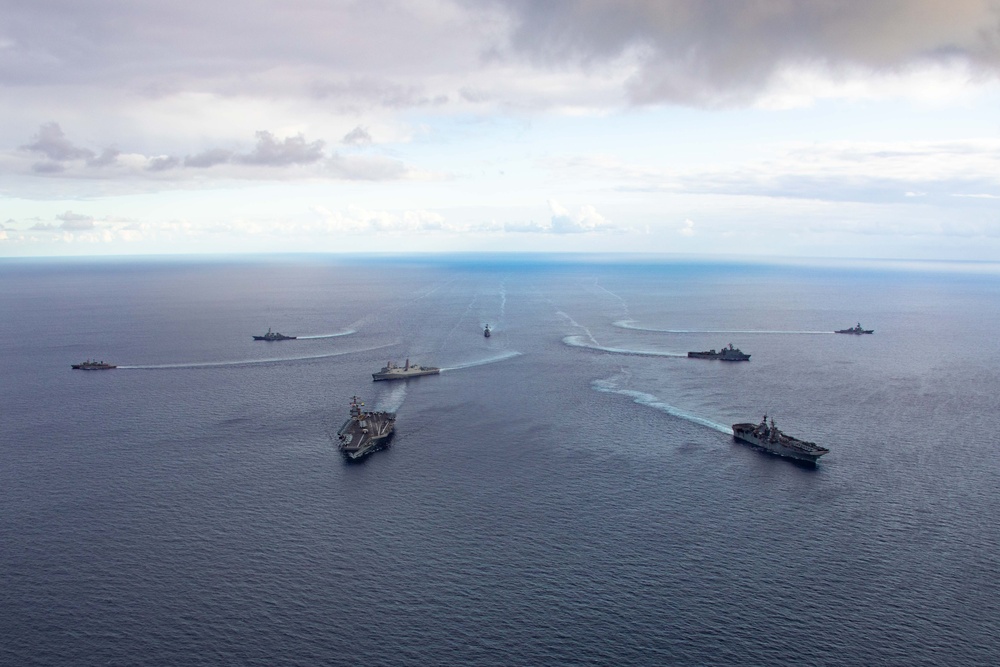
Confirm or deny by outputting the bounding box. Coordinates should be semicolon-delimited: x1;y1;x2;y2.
337;395;395;461
372;359;440;381
732;415;829;464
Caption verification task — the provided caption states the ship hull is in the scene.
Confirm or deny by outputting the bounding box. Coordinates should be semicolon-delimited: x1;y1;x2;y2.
688;351;750;361
732;423;828;464
372;370;439;381
71;364;116;370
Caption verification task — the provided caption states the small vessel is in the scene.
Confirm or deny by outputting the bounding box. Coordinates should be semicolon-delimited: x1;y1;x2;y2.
732;415;829;464
688;343;750;361
253;328;296;341
835;322;873;335
484;324;491;338
337;395;395;461
372;358;440;381
71;359;117;370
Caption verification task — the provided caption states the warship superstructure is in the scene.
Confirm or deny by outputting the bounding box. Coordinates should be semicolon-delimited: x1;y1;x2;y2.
835;323;873;335
337;395;395;461
71;359;117;370
372;359;440;381
253;328;296;341
688;343;750;361
484;324;491;338
732;415;829;464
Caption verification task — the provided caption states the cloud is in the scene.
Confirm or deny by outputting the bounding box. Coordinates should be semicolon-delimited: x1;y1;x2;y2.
147;155;181;172
184;148;234;168
234;131;325;166
490;0;1000;106
546;200;613;233
342;126;373;146
57;211;95;230
679;219;695;237
20;122;95;161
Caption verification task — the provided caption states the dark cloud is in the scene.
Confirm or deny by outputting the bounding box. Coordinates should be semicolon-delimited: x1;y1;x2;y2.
32;161;66;173
147;155;181;171
235;131;325;166
342;126;373;146
20;122;95;160
489;0;1000;106
184;148;234;168
88;147;120;167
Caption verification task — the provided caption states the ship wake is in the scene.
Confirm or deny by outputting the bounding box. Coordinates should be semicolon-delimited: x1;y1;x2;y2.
375;382;407;412
441;350;521;371
563;335;686;358
119;342;396;370
592;378;733;435
614;320;833;335
297;329;356;339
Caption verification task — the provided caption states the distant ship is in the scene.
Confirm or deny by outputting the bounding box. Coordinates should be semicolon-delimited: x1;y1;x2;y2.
253;328;296;341
835;323;874;335
71;359;117;370
732;415;829;464
688;343;750;361
337;395;395;461
484;324;491;338
372;358;440;381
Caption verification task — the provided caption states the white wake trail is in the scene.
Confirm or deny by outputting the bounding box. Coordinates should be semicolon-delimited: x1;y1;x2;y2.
441;350;522;371
592;378;733;435
119;342;396;370
563;335;686;358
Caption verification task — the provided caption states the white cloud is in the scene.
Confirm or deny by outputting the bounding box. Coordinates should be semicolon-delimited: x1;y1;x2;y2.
679;219;695;236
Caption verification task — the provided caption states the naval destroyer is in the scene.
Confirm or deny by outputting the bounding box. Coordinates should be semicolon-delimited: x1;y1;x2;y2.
484;324;491;338
688;343;750;361
835;323;873;335
372;359;440;381
253;328;296;341
71;359;116;370
732;415;829;464
336;395;395;461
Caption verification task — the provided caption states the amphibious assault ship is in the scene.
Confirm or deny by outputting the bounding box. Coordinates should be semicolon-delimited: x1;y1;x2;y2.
732;415;829;464
835;323;873;335
372;359;440;381
253;328;296;341
71;359;116;370
337;395;395;461
688;343;750;361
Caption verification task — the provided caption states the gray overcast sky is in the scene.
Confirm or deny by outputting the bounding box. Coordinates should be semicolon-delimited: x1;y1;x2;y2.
3;0;1000;259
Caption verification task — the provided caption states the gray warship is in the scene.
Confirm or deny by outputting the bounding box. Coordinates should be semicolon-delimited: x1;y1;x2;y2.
253;328;296;341
372;358;440;381
484;324;491;338
835;323;873;335
337;395;395;461
688;343;750;361
71;359;116;370
732;415;829;464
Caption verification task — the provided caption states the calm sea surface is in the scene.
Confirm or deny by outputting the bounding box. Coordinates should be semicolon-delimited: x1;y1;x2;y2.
2;255;999;666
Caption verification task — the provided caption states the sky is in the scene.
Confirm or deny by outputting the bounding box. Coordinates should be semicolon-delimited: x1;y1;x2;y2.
2;0;1000;260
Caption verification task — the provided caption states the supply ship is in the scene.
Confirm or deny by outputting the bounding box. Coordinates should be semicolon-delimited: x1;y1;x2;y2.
688;343;750;361
835;323;873;335
372;359;440;381
253;328;296;341
71;359;116;370
732;415;829;464
337;395;395;461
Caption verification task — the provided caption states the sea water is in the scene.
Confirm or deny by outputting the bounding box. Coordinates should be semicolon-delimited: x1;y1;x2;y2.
2;255;998;666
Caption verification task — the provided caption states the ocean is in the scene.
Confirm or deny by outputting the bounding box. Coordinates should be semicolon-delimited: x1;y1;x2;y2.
2;255;998;666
